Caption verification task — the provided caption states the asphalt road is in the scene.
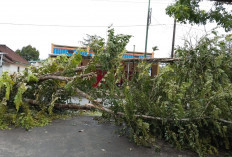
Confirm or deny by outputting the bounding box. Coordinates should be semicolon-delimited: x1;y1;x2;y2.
0;116;197;157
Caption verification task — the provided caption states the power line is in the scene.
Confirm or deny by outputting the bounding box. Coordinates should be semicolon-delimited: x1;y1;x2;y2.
0;22;172;28
0;22;206;31
87;0;174;4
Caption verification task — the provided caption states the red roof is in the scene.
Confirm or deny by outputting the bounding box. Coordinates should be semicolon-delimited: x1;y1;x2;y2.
0;45;30;65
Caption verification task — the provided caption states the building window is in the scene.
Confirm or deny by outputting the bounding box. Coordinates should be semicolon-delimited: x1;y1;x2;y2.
17;66;20;72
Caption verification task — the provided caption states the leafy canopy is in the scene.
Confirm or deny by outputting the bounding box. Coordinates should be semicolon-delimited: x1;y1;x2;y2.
101;31;232;156
16;45;40;61
166;0;232;31
1;28;232;156
82;34;105;54
0;28;131;130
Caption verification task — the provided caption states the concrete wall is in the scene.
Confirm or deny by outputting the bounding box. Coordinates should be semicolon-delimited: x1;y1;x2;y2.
0;63;28;75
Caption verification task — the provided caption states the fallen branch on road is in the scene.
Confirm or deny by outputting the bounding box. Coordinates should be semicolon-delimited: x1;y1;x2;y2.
24;98;232;124
24;99;92;110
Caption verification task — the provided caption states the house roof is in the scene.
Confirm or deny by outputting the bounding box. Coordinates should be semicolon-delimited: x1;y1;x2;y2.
52;44;86;50
123;58;180;63
0;45;30;65
126;51;153;56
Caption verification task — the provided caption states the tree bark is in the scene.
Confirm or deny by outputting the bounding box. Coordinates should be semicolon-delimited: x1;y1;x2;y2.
24;98;92;110
75;88;103;106
25;97;232;124
44;65;101;76
39;72;96;82
39;75;75;82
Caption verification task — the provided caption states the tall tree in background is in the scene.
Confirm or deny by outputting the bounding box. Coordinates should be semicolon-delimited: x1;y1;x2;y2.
16;45;40;61
166;0;232;31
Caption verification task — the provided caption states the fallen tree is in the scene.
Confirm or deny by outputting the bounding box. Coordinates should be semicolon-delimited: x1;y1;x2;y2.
24;98;93;111
0;29;232;156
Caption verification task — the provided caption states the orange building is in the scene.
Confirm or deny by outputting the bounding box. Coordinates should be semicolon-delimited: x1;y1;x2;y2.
50;43;153;59
49;44;159;85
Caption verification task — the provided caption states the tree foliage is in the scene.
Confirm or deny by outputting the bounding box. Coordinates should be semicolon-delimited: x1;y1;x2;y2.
82;34;105;54
152;46;159;51
166;0;232;31
0;29;232;156
16;45;40;61
0;28;131;130
97;31;232;156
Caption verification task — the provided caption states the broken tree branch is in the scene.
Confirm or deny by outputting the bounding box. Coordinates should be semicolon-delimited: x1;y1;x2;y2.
84;103;232;124
39;75;75;82
75;89;232;124
75;88;103;106
24;98;232;125
24;99;92;110
39;72;96;82
44;65;101;76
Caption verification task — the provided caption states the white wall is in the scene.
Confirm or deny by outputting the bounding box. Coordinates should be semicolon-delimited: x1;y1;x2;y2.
1;63;28;74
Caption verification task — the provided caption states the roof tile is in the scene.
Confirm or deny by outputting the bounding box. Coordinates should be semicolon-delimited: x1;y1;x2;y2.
0;45;30;65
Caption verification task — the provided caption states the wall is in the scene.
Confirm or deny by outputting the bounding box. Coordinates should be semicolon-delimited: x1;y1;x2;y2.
1;63;28;74
52;44;153;59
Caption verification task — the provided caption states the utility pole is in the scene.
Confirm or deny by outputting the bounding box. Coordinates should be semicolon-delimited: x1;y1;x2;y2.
171;18;176;58
144;0;151;58
133;45;135;58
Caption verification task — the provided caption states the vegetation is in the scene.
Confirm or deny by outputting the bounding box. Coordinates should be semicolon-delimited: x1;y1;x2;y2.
16;45;40;61
81;34;105;54
107;32;232;156
152;46;159;51
166;0;232;31
0;29;232;156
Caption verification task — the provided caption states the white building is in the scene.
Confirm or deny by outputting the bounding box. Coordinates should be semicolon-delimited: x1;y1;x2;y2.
0;45;30;75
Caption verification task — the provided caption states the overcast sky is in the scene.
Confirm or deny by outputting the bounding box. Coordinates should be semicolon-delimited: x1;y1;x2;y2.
0;0;226;59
